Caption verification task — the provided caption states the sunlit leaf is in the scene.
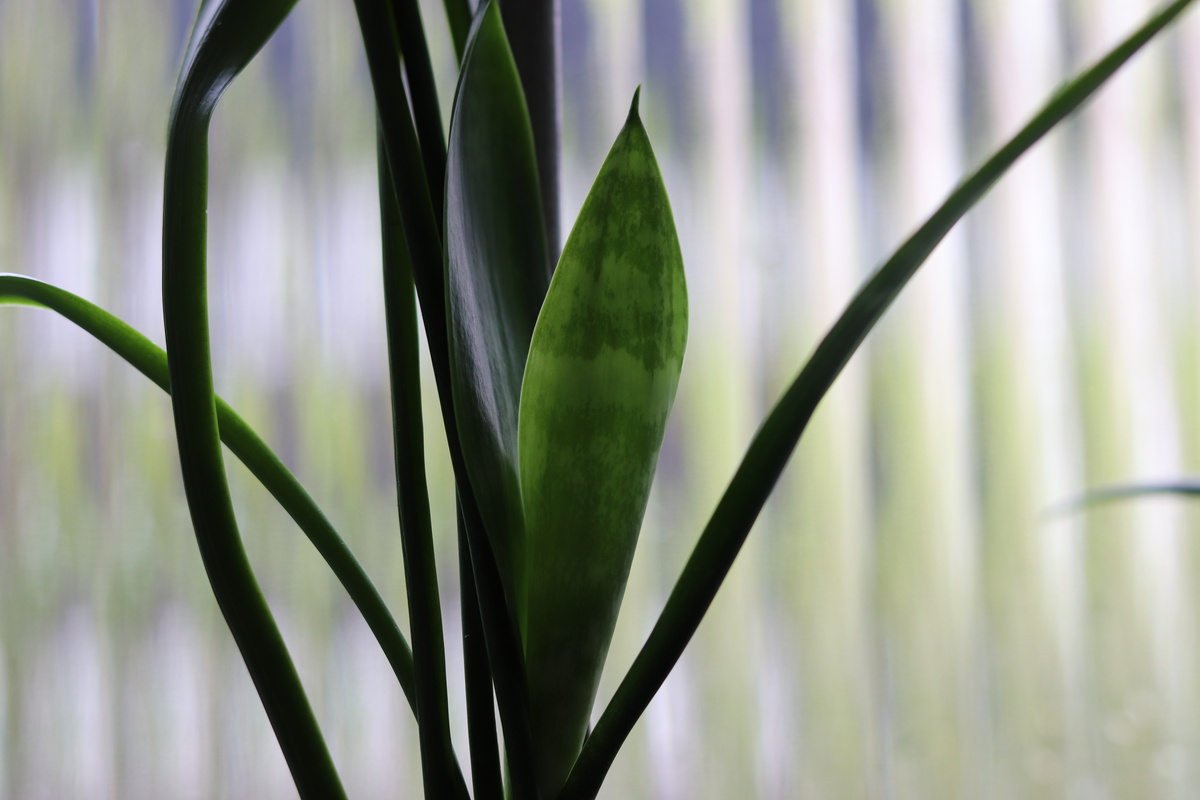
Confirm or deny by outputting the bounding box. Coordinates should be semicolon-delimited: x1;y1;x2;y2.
518;89;687;799
559;1;1200;798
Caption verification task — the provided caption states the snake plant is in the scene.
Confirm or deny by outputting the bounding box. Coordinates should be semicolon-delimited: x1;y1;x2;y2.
2;0;1197;797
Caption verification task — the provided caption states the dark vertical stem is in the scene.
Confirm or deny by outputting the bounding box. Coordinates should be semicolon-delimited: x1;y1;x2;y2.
378;131;469;800
498;0;562;266
460;489;540;800
443;0;472;59
163;116;346;800
460;507;504;800
356;3;540;793
388;0;448;232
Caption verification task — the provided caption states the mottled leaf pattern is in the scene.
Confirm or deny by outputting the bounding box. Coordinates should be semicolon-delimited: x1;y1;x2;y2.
518;91;687;798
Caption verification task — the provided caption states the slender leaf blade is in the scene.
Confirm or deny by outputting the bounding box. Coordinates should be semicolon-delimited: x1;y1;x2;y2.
0;273;420;708
442;0;471;60
1049;480;1200;515
387;0;448;226
164;2;346;796
558;1;1200;797
460;515;504;800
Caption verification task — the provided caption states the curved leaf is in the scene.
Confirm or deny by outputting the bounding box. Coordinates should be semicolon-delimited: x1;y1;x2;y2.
445;0;550;608
519;90;687;798
559;1;1200;797
1048;480;1200;516
164;2;346;797
0;272;418;711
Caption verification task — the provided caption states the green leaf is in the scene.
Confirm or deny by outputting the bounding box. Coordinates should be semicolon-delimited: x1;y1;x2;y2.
9;250;471;800
558;1;1199;798
164;2;346;797
445;0;550;609
352;0;446;359
518;89;687;799
444;5;548;795
459;515;504;800
0;273;417;738
442;0;471;61
1048;480;1200;515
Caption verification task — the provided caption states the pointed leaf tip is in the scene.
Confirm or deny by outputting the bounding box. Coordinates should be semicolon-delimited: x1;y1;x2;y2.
518;88;686;797
628;86;642;123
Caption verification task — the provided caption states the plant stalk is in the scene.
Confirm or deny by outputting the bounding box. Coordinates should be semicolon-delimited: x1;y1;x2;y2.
498;0;562;265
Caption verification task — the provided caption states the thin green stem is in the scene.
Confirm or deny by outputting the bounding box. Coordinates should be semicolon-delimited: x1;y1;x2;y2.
164;113;345;800
378;131;467;800
1048;480;1200;516
354;1;539;789
497;0;560;262
352;0;449;384
164;2;347;794
557;1;1199;797
461;491;540;800
388;0;448;229
460;508;504;800
0;272;418;710
442;0;471;60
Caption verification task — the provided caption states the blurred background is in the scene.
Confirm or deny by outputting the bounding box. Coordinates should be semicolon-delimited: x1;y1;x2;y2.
3;0;1200;797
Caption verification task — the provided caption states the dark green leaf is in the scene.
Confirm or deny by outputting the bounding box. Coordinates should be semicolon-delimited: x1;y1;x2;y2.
518;89;686;798
497;0;563;259
442;0;471;60
352;0;446;356
164;2;346;796
0;273;419;710
460;515;504;800
444;5;547;795
445;0;550;607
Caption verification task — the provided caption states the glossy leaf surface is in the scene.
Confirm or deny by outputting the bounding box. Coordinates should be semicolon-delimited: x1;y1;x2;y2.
445;0;550;607
518;91;687;798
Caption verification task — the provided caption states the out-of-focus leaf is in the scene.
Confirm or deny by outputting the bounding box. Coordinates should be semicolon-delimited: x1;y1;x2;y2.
1049;480;1200;516
558;1;1199;798
445;0;550;608
518;89;687;799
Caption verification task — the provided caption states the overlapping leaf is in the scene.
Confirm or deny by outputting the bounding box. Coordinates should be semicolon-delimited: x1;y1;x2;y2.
445;0;551;609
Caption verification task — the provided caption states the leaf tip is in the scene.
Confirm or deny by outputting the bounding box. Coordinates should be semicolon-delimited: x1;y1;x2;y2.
627;86;642;124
